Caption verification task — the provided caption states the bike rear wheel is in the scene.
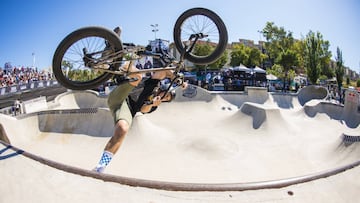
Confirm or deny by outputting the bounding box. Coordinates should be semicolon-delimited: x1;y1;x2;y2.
173;8;228;65
52;26;123;90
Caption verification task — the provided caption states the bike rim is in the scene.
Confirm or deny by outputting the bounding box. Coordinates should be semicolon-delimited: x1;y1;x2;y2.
179;13;222;58
60;36;116;84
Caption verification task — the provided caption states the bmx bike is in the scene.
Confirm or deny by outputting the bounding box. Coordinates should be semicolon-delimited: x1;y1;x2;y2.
52;8;228;92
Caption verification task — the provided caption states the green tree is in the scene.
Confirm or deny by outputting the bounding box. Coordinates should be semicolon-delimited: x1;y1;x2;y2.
208;49;228;69
248;47;265;67
262;22;298;90
192;43;212;71
230;44;265;67
193;42;228;71
230;44;248;67
60;60;104;82
266;64;284;78
277;49;298;90
304;31;322;84
319;40;333;78
303;31;332;84
335;47;344;102
262;22;288;66
266;64;296;83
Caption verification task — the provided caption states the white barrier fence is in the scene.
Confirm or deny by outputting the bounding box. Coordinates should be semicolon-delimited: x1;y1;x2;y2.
21;96;48;114
0;80;58;95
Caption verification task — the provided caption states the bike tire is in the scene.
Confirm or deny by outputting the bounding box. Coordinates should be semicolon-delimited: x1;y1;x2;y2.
173;8;228;65
52;26;123;90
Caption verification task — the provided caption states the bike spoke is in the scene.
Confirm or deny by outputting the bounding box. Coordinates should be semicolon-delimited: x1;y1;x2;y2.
179;14;221;57
60;36;113;82
185;17;219;42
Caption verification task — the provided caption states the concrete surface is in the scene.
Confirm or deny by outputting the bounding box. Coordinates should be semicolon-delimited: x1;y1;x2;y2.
0;85;359;202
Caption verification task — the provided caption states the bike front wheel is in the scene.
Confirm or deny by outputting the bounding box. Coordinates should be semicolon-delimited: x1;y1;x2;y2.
173;8;228;65
52;26;123;90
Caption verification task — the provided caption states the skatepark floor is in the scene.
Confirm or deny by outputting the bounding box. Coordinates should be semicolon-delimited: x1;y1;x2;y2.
1;86;360;202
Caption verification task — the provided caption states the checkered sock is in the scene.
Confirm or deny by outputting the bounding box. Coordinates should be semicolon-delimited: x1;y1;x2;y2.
94;151;113;172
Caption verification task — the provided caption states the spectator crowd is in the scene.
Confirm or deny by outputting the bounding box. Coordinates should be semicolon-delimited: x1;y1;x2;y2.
183;68;268;91
0;65;53;87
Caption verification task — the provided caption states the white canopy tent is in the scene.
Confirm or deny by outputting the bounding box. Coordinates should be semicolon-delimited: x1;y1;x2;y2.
232;64;251;73
266;74;278;80
252;66;266;74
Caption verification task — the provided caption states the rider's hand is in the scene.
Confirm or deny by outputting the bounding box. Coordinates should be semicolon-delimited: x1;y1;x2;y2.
181;82;188;89
152;96;162;107
165;70;175;79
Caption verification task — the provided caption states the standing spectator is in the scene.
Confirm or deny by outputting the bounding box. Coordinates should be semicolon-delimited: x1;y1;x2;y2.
135;60;143;70
13;99;21;116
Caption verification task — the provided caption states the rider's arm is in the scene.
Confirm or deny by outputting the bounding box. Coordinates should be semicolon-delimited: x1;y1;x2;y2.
140;103;155;114
152;70;175;80
134;78;160;112
140;96;161;113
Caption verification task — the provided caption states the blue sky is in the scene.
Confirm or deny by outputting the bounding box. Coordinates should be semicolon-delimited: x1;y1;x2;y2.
1;0;359;72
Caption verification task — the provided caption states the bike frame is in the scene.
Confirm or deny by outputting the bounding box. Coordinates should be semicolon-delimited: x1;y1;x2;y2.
89;26;210;75
88;35;202;95
95;44;192;98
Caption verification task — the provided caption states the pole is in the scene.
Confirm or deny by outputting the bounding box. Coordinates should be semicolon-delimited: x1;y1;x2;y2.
151;24;159;39
32;52;35;68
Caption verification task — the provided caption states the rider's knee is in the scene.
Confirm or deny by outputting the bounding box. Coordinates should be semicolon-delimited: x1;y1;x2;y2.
115;119;129;134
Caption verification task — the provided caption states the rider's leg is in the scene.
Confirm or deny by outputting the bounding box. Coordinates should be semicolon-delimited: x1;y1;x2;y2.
93;63;141;173
104;120;129;153
93;118;130;173
94;98;134;173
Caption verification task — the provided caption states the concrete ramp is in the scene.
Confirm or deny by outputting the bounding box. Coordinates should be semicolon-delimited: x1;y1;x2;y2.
37;109;113;136
245;86;269;104
1;86;360;202
271;93;302;109
175;84;213;102
304;100;343;120
53;90;108;109
298;85;329;106
239;102;284;129
0;109;114;169
303;89;360;128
